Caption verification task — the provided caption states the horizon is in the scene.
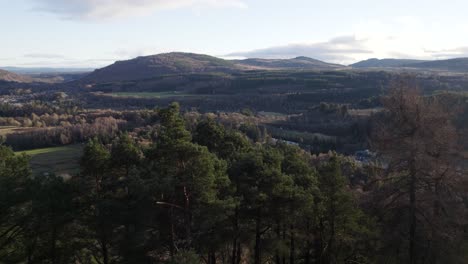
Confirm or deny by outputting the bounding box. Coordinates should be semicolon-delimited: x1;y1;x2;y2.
3;52;468;71
2;0;468;68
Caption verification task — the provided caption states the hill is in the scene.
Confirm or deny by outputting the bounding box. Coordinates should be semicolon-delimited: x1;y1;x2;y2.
83;52;240;83
3;67;94;74
82;53;346;83
350;58;429;68
351;57;468;72
405;58;468;71
0;69;34;83
234;56;344;70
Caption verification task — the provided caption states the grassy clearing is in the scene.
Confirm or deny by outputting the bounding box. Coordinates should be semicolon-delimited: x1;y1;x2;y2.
257;111;287;117
348;108;383;117
266;125;336;145
110;91;194;98
0;126;26;135
17;144;83;177
0;126;44;136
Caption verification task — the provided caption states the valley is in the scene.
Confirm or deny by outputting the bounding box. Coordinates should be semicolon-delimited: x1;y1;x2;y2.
2;52;468;263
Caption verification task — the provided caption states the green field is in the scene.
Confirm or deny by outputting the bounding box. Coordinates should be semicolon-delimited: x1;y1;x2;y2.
110;91;194;98
17;144;83;177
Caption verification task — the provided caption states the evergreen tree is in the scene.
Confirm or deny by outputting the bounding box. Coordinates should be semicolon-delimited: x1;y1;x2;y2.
147;103;233;261
316;157;377;264
78;138;118;264
0;145;31;262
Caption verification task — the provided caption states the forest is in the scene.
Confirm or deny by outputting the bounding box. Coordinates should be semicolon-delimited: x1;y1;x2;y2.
1;78;468;264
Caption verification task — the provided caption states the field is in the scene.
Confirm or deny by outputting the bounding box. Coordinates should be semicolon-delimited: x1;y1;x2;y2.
0;126;35;136
0;126;25;136
266;125;336;143
17;144;83;177
0;126;16;135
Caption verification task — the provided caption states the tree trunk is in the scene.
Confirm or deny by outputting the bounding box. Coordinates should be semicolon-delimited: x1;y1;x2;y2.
314;219;324;264
290;224;295;264
282;224;286;264
254;213;262;264
236;242;242;264
51;225;57;264
231;238;238;264
232;207;239;264
209;251;216;264
102;240;109;264
409;165;416;264
170;207;176;256
305;219;311;264
275;223;281;264
183;186;191;246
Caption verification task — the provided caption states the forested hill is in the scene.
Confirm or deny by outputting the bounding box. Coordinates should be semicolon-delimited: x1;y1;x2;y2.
406;57;468;71
233;56;344;70
81;52;345;83
351;57;468;71
83;52;241;83
350;58;429;68
77;52;468;85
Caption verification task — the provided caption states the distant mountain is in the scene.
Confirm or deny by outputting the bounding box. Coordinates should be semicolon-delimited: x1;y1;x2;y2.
0;69;34;83
351;57;468;72
234;56;344;70
82;53;346;83
405;58;468;71
3;67;94;74
350;58;429;68
83;52;240;83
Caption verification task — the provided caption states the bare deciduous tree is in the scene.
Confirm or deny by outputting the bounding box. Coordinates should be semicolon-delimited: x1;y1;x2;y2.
371;78;467;264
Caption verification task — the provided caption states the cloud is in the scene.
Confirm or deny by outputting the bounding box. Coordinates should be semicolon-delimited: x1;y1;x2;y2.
227;35;373;65
423;46;468;59
227;17;468;65
30;0;247;20
24;53;66;59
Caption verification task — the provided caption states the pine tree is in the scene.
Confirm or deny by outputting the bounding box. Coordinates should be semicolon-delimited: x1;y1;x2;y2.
147;103;232;261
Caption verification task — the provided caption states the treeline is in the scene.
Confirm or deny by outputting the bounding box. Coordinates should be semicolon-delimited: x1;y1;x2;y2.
0;98;80;117
1;104;158;150
5;117;126;150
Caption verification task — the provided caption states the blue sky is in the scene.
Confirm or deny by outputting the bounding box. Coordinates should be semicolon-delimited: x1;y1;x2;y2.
1;0;468;67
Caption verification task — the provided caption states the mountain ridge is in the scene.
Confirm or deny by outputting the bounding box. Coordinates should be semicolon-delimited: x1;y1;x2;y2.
234;56;344;70
350;58;429;68
351;57;468;71
82;52;345;83
61;53;468;84
0;69;35;83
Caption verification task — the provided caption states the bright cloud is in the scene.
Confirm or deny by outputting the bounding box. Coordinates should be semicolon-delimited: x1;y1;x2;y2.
227;36;373;65
229;17;468;65
30;0;247;20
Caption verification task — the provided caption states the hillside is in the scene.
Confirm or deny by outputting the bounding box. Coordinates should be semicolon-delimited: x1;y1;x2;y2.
351;57;468;72
82;53;346;83
405;57;468;71
350;58;428;68
234;56;344;70
0;69;34;83
3;67;94;74
83;52;240;83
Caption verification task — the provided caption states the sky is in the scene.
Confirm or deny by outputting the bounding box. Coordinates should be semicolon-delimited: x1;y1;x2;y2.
1;0;468;68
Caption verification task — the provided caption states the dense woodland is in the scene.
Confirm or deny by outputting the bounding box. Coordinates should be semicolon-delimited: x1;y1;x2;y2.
1;78;468;264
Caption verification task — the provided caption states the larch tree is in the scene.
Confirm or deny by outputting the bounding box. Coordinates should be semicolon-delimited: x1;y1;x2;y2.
371;79;466;264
